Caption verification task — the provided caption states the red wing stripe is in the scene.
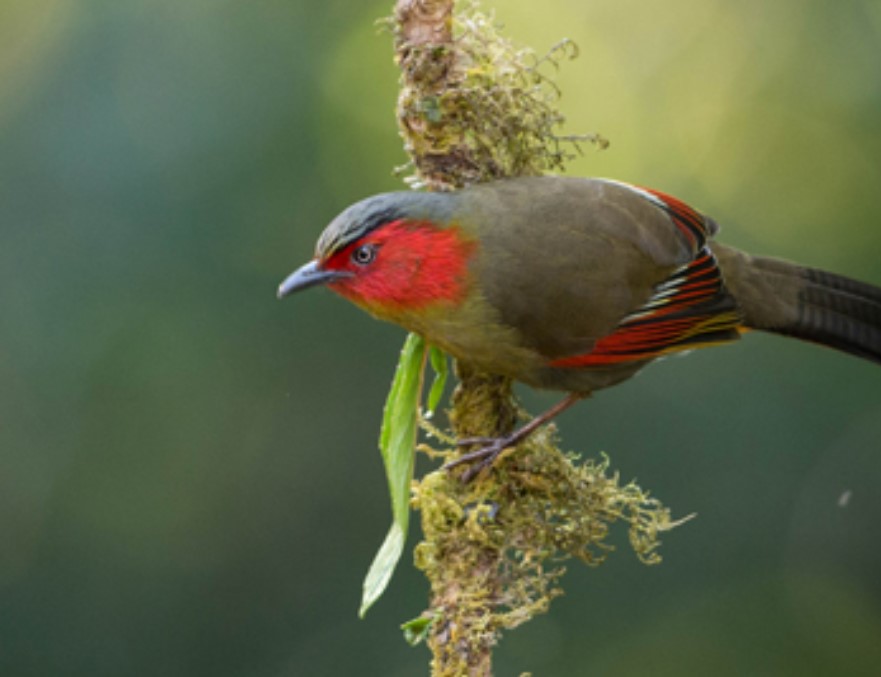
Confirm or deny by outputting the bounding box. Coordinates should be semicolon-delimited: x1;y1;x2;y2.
635;186;709;251
550;247;743;368
611;181;711;252
643;188;708;250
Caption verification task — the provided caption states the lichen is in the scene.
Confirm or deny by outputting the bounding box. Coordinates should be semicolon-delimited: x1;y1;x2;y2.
412;412;677;675
393;0;607;191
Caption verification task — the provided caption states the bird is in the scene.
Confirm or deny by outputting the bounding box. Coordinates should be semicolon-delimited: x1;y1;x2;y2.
278;176;881;478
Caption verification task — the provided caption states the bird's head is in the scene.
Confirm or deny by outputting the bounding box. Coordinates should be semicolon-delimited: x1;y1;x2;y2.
277;192;477;320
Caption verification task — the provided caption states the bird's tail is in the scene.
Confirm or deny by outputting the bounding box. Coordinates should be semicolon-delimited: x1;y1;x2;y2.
712;243;881;364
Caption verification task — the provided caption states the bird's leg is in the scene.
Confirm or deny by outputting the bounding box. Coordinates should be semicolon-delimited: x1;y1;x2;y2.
444;392;584;481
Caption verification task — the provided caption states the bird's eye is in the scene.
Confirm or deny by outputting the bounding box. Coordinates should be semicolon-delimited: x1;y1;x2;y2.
351;244;377;266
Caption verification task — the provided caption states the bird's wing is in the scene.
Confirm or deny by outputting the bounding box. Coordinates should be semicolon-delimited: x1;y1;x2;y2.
464;177;742;364
549;247;742;367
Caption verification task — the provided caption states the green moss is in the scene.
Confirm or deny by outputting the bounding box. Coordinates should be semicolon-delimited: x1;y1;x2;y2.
395;1;607;190
412;418;677;658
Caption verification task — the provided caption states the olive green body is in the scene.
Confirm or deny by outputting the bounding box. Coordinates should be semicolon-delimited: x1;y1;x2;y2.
290;176;881;393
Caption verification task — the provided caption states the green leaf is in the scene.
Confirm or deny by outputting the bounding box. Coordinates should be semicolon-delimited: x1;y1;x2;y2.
401;613;437;646
420;95;442;123
360;332;427;618
360;523;405;619
426;345;449;416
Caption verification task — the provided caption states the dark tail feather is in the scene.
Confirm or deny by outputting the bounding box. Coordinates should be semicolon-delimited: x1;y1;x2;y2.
712;245;881;365
781;266;881;364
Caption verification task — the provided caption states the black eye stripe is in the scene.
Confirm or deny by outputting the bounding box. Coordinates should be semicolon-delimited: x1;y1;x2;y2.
318;206;404;259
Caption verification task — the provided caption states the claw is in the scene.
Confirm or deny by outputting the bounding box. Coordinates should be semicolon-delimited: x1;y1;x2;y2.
460;453;500;483
443;436;516;482
443;437;508;484
455;436;499;447
444;437;511;468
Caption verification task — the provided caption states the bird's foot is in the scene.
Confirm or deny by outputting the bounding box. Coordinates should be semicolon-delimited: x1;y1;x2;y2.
442;435;518;482
441;394;585;483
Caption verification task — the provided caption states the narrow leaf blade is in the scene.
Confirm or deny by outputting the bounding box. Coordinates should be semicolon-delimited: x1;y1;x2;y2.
426;345;449;416
360;333;426;617
360;523;405;618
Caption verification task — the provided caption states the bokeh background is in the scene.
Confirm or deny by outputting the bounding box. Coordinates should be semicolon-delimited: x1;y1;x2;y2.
3;1;881;675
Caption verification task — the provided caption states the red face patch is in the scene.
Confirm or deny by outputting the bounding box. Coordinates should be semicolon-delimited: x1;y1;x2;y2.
321;220;477;310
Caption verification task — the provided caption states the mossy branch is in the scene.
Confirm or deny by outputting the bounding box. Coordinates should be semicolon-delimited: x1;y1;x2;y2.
389;2;676;675
393;0;606;191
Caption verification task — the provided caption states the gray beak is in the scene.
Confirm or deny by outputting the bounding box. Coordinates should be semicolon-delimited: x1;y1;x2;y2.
277;260;353;299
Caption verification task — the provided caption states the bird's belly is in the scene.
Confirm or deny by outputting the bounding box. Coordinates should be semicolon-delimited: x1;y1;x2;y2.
411;313;545;380
398;301;649;393
530;360;649;392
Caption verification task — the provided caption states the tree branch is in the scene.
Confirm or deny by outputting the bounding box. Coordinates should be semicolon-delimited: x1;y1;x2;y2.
391;3;673;676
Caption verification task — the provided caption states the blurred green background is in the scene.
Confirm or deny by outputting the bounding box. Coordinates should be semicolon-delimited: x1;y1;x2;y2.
2;1;881;675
